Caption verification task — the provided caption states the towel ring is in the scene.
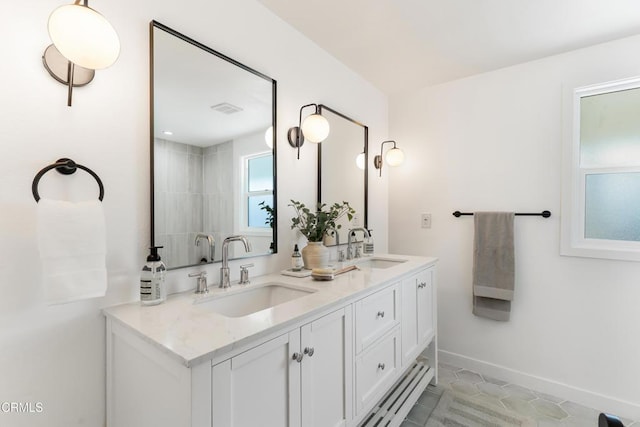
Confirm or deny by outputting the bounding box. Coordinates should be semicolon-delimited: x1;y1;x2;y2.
32;158;104;202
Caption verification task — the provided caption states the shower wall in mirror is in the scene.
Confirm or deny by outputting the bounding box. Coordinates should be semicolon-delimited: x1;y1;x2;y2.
317;105;368;246
151;21;277;270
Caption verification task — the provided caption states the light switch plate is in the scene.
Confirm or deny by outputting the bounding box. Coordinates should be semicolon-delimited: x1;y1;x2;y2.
421;213;432;229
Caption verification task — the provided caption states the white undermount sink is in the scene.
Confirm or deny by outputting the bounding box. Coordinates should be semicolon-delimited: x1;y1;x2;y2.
195;282;316;318
355;257;408;269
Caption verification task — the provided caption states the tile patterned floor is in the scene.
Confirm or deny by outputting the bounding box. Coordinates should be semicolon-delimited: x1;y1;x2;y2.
401;363;639;427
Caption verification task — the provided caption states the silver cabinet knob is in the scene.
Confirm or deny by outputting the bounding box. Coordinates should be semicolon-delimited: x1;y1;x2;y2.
304;347;315;357
292;352;303;363
418;282;427;289
377;311;385;318
378;363;385;370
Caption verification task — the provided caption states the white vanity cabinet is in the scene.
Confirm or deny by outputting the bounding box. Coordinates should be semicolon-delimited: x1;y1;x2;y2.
211;307;353;427
105;256;438;427
401;266;436;366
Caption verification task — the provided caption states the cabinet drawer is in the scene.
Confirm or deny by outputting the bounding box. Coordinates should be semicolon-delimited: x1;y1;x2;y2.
354;283;399;353
354;327;400;414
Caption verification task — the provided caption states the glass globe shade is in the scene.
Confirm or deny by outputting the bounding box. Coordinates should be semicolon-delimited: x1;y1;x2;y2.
48;4;120;70
264;126;273;149
301;114;330;143
385;147;405;167
356;152;365;170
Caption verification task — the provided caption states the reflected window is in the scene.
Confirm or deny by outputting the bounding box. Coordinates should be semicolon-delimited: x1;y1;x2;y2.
244;153;273;229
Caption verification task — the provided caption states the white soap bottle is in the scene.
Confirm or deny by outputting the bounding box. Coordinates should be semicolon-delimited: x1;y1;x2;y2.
140;246;167;306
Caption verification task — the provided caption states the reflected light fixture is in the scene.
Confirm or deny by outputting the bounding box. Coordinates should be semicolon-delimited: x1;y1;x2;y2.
43;0;120;106
265;126;274;149
287;103;330;159
374;140;405;177
356;152;365;170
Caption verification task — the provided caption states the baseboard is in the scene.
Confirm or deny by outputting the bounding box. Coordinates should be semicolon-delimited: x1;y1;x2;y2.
438;349;640;421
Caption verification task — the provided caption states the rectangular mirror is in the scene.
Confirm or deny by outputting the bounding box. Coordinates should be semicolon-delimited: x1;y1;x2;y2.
317;105;368;246
150;21;277;270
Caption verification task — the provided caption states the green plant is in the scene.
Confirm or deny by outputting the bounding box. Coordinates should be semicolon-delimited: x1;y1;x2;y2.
258;201;274;228
289;200;355;242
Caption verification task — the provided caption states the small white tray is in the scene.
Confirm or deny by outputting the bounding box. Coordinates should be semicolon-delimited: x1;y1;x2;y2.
281;269;312;278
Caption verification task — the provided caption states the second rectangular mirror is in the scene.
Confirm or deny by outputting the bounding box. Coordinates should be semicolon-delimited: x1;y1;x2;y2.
317;105;368;246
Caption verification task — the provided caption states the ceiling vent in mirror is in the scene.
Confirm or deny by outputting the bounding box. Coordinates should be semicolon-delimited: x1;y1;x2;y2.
210;102;243;114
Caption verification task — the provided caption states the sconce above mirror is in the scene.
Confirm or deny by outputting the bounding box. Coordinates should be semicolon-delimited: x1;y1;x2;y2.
150;21;277;270
43;0;120;106
288;103;330;159
317;105;368;246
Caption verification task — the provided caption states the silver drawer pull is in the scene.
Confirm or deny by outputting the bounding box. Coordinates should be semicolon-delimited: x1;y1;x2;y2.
304;347;315;357
377;311;385;318
292;352;304;363
418;282;427;288
378;363;385;370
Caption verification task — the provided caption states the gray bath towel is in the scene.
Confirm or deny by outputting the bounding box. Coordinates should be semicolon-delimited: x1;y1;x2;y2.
472;212;515;321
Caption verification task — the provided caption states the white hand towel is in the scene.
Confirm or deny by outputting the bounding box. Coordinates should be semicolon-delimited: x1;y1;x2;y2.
37;198;107;304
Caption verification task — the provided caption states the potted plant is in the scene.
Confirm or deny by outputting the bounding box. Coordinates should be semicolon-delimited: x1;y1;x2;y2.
259;201;275;252
258;201;275;228
289;200;355;268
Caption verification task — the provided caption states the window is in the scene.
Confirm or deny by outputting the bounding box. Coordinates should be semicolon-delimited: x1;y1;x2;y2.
243;152;273;230
561;77;640;260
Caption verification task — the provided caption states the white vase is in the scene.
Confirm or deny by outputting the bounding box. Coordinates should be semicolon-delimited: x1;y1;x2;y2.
301;242;329;269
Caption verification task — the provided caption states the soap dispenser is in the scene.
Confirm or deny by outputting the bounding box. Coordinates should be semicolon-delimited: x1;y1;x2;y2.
291;244;303;271
363;230;374;256
140;246;167;306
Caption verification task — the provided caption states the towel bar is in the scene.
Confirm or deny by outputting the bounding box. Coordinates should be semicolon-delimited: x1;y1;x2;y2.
32;158;104;202
453;210;551;218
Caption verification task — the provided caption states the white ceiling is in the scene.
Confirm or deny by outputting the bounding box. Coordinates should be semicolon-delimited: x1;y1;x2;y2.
258;0;640;95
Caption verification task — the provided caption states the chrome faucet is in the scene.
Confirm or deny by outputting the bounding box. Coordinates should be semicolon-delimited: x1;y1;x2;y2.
347;228;370;260
188;271;208;294
330;230;346;262
219;236;252;288
195;233;215;262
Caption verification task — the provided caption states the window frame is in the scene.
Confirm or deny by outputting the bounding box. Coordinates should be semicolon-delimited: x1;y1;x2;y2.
561;76;640;261
239;151;273;235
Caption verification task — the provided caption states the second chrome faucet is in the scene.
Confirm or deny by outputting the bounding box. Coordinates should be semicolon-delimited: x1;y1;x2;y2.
219;236;252;288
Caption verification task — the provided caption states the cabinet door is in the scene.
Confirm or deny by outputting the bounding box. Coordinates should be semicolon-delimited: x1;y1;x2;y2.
401;268;434;366
401;274;419;365
212;332;301;427
301;307;353;427
416;268;434;345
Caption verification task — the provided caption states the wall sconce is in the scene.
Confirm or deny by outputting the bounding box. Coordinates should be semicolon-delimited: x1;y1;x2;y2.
43;0;120;106
287;103;330;159
374;140;405;177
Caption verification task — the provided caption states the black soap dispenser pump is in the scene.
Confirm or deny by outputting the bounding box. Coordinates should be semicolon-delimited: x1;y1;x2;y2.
140;246;167;306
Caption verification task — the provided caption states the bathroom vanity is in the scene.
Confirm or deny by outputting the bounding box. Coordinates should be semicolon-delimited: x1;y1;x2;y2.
104;254;437;427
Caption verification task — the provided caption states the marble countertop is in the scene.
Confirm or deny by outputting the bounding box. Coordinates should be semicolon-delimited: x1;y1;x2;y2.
103;254;437;368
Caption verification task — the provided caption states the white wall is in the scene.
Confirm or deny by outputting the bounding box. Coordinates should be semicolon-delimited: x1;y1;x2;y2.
0;0;387;425
389;34;640;419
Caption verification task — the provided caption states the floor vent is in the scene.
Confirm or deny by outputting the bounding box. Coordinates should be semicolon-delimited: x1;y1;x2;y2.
360;357;434;427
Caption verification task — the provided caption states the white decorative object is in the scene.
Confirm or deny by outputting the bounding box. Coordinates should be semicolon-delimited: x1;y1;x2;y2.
301;241;329;269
